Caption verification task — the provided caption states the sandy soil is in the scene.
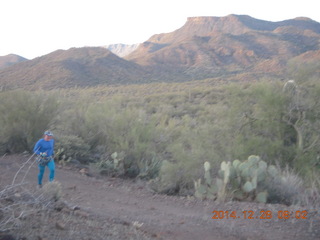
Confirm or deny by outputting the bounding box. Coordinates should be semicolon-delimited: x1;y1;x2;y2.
0;154;319;240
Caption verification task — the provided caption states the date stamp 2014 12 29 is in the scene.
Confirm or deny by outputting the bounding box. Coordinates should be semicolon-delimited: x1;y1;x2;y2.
212;210;309;220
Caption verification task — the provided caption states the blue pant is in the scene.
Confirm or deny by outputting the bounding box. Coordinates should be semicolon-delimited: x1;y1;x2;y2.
38;160;55;185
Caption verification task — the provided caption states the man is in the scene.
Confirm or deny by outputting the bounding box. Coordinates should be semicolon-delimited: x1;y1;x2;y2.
33;130;55;188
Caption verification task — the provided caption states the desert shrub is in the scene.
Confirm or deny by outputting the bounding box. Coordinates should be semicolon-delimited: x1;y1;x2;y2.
156;144;202;195
226;82;289;162
266;167;320;207
51;97;96;163
299;177;320;208
50;80;319;197
151;116;225;195
266;166;304;205
67;99;166;178
93;150;161;179
41;181;62;202
54;133;91;163
0;90;59;154
2;77;319;195
149;160;183;194
92;151;125;177
226;80;320;177
136;155;162;180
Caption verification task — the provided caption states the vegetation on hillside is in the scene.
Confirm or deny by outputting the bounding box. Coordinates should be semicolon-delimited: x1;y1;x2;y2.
0;62;319;206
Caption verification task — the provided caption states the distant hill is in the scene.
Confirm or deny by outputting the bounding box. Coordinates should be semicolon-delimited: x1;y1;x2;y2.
0;15;319;90
104;43;140;57
0;47;151;90
0;54;28;69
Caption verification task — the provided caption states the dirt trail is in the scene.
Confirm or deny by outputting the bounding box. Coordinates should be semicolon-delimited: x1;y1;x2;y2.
1;154;319;240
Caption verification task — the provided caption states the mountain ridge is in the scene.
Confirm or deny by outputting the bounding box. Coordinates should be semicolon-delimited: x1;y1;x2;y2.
0;14;319;90
125;14;320;79
0;47;151;90
0;54;28;69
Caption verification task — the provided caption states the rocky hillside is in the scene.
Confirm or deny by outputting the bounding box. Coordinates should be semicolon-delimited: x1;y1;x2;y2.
126;15;320;79
0;47;152;90
0;14;319;90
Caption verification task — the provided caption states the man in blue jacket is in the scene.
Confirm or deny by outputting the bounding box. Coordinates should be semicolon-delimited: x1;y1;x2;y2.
33;130;55;188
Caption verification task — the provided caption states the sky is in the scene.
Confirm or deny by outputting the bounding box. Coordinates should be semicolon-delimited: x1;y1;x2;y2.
0;0;319;59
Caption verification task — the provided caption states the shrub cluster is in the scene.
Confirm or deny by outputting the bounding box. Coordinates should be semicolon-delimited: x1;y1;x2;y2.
1;77;319;205
0;90;59;153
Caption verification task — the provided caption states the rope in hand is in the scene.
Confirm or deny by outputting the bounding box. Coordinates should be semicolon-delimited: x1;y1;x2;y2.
11;148;39;185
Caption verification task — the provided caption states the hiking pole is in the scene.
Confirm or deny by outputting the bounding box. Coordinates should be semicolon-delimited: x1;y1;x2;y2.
11;148;39;185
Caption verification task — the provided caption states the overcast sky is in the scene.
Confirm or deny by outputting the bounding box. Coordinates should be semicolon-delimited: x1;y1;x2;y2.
0;0;318;59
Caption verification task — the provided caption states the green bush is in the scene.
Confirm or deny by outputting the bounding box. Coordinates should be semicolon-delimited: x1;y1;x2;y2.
226;80;320;175
54;133;91;163
150;116;224;195
42;181;62;202
52;98;165;178
1;76;319;198
92;151;125;177
0;90;59;154
85;102;161;177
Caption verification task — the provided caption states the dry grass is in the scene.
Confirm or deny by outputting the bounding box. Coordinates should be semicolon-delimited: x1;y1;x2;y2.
266;166;320;208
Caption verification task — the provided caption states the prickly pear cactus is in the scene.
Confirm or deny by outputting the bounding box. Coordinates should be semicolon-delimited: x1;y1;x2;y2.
229;155;278;203
194;155;278;204
194;161;218;200
194;179;207;199
204;161;211;171
204;161;212;185
256;191;268;203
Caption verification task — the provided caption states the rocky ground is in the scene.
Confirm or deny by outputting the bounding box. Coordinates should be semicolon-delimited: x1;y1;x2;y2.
0;154;319;240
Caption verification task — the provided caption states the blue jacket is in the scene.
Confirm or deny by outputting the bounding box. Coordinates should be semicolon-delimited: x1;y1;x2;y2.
33;139;55;157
